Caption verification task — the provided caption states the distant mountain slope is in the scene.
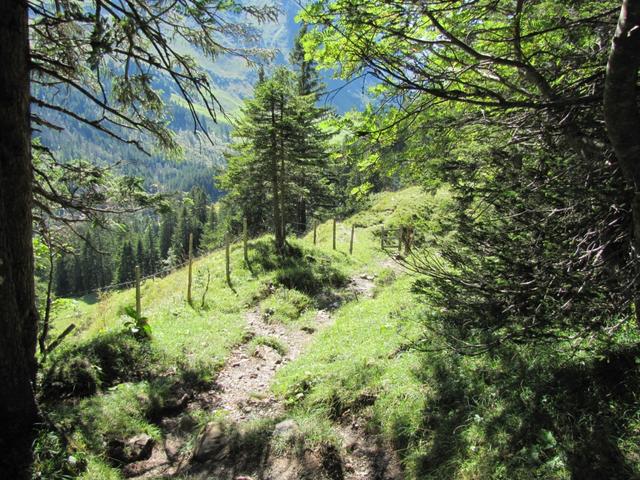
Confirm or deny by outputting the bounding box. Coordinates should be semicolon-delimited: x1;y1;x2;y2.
34;0;365;198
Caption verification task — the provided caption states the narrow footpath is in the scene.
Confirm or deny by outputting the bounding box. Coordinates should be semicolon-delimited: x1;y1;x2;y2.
126;271;402;480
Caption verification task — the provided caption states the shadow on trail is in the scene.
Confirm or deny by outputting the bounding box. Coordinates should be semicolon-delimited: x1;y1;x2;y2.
182;419;345;480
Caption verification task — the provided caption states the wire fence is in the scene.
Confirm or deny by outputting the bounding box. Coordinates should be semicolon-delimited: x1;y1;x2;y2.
63;231;246;299
63;219;418;299
51;219;419;331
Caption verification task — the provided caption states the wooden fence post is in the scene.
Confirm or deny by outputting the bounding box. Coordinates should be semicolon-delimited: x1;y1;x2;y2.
187;232;193;304
333;218;337;250
135;264;141;318
381;226;385;250
349;224;355;255
398;226;403;253
243;217;248;264
225;232;231;286
404;225;413;255
313;220;317;246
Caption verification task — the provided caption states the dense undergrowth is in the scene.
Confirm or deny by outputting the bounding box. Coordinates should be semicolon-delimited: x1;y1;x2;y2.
33;187;640;479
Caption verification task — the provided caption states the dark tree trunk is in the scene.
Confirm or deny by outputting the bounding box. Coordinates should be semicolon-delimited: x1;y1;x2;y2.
279;94;287;250
271;100;284;253
0;1;39;478
297;199;307;235
604;0;640;323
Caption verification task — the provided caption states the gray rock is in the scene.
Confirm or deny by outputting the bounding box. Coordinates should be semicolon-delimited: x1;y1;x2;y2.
178;413;197;432
192;422;229;462
127;434;155;461
108;434;154;463
273;419;300;441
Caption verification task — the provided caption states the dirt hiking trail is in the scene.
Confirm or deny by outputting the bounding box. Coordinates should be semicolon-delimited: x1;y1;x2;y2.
126;270;402;480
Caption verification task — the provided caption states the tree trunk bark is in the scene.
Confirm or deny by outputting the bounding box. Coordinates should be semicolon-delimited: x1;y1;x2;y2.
604;0;640;323
0;1;39;478
271;100;284;253
298;199;307;235
279;93;287;252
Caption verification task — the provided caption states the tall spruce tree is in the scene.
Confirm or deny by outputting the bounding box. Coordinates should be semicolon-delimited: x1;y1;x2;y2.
136;238;145;275
289;24;330;232
202;204;219;248
172;204;191;260
189;186;209;252
145;226;158;275
160;210;176;259
54;256;71;297
221;67;329;252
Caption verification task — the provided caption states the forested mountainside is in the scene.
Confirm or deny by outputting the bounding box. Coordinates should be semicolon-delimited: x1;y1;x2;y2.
33;0;365;198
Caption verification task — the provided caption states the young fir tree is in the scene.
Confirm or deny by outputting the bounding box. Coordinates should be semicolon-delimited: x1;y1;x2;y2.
289;23;332;232
80;233;102;292
220;67;329;253
145;226;158;275
171;204;191;260
136;238;145;274
54;256;71;297
189;186;208;251
72;255;84;294
202;203;219;248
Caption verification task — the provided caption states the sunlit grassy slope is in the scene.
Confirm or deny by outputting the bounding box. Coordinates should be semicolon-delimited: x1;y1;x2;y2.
38;186;452;480
41;185;640;480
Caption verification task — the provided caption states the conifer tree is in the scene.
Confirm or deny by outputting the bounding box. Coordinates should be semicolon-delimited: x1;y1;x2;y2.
290;23;323;99
81;235;100;292
189;186;209;251
116;241;136;285
221;67;329;252
160;210;176;259
72;255;84;295
289;24;332;232
136;238;145;274
145;227;158;275
202;204;219;248
54;256;71;297
172;204;191;260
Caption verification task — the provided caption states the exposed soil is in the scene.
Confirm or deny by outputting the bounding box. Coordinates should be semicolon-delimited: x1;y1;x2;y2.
210;306;332;423
125;270;403;480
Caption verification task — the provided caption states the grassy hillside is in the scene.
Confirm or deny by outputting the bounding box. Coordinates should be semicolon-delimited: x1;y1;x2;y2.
37;187;443;479
37;185;640;480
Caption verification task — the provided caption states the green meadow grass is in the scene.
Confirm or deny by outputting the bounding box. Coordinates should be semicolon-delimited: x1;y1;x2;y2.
36;187;447;479
271;275;426;452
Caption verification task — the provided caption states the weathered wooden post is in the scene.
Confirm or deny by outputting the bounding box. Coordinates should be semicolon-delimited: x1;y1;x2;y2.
333;218;337;250
404;225;413;255
381;226;385;250
313;220;318;246
349;224;355;255
135;264;141;318
187;232;193;304
225;232;231;286
243;217;248;264
398;226;403;253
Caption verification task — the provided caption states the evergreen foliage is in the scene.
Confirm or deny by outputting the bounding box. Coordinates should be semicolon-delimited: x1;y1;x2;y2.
116;241;136;286
220;67;331;252
299;0;631;350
